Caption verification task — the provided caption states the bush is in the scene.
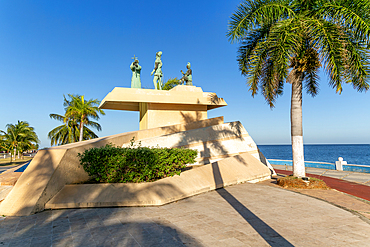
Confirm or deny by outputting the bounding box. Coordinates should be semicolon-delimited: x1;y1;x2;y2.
78;143;198;183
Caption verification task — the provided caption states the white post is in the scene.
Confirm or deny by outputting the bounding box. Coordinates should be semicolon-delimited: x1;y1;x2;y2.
335;157;347;171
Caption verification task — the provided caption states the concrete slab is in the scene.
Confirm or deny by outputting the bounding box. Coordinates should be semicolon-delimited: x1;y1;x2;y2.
0;166;23;186
304;167;327;174
322;170;354;179
0;186;13;202
343;173;370;184
45;152;271;209
99;86;228;130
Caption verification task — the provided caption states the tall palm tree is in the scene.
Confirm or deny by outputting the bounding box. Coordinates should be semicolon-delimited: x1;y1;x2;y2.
64;94;105;142
0;121;40;161
48;113;100;146
228;0;370;177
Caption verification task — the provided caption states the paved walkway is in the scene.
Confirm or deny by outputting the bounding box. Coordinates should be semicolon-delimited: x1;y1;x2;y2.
0;182;369;247
272;164;370;201
0;165;19;175
272;164;370;186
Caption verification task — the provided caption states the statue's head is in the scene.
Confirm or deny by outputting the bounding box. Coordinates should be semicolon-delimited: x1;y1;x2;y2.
157;51;162;57
134;59;139;63
187;62;191;69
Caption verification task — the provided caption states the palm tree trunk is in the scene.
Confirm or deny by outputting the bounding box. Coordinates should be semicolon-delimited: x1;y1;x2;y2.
79;122;84;142
291;74;305;178
13;148;16;162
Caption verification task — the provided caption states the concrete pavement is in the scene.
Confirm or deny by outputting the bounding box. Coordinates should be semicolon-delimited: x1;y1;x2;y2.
0;182;369;246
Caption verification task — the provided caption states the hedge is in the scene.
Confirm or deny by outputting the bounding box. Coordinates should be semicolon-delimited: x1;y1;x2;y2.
78;143;198;183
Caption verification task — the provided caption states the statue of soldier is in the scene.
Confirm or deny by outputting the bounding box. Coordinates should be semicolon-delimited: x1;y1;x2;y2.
130;57;142;88
150;51;163;90
179;62;193;86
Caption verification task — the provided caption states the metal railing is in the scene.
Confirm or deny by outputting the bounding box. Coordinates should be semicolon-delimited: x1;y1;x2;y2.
268;159;370;174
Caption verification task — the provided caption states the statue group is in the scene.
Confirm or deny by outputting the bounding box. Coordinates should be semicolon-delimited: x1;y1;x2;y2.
130;51;193;90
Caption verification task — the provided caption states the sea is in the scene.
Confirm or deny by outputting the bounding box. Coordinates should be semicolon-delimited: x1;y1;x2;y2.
258;144;370;166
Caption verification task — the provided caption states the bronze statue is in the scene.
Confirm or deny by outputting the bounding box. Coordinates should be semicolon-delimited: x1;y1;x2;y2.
130;56;141;88
179;62;192;86
151;51;163;90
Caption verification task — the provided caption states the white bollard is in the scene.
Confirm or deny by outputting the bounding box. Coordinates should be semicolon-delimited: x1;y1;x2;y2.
335;157;347;171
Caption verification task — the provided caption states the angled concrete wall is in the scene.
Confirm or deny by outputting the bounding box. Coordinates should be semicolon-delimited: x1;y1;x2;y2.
134;121;263;165
0;117;224;216
0;117;273;216
45;152;271;209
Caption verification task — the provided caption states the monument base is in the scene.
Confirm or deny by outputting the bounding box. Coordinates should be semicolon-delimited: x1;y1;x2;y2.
0;117;273;216
45;152;271;209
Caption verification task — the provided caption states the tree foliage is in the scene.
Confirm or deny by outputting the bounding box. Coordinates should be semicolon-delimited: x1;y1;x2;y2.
0;121;40;160
227;0;370;177
227;0;370;107
78;143;198;183
162;78;181;90
48;94;105;146
64;94;105;142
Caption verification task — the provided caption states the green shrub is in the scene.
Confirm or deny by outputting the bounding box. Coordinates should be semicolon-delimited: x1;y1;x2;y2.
78;143;197;183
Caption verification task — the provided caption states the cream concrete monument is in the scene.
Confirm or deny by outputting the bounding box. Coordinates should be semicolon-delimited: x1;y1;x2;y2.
0;85;274;216
99;85;227;130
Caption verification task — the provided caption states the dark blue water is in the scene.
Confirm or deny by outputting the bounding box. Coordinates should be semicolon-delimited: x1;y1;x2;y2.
258;144;370;166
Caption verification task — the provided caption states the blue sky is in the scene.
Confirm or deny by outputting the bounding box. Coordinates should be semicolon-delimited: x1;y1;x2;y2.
0;0;369;148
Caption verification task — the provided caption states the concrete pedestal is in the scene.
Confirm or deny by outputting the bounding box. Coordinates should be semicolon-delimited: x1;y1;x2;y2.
99;85;227;130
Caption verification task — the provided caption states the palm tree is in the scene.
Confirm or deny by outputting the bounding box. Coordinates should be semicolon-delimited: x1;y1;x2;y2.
65;94;105;142
48;94;105;145
227;0;370;177
48;113;100;146
0;121;40;161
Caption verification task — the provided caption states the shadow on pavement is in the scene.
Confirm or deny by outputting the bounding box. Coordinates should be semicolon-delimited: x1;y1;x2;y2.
212;161;294;247
0;207;203;247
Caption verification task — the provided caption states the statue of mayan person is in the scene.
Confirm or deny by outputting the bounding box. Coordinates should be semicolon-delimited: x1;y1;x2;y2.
179;62;192;86
130;57;142;88
150;51;163;90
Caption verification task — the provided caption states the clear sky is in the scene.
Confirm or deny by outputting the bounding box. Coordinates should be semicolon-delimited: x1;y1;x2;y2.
0;0;369;148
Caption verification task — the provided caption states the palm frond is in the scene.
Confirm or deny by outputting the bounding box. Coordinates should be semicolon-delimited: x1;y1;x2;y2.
227;0;295;42
317;0;370;47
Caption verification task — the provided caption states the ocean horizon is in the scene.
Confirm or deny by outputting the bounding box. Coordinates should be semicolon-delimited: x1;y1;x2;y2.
257;144;370;166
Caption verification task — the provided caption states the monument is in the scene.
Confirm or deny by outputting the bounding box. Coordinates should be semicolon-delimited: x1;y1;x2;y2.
0;53;274;216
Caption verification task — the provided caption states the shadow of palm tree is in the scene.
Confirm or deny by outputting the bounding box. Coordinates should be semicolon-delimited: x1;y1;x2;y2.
160;112;248;166
211;162;294;247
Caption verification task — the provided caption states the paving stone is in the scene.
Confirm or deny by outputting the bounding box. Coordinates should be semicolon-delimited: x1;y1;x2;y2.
29;236;52;247
8;237;32;247
52;234;74;246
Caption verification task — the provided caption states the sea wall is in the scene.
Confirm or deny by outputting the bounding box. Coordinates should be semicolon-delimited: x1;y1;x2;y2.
268;159;370;174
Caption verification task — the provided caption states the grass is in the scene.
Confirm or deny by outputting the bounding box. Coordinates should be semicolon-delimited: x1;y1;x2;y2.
277;176;329;189
0;157;33;167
